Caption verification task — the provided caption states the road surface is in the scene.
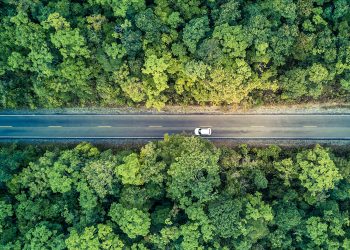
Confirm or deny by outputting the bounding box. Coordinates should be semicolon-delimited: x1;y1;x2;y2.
0;114;349;140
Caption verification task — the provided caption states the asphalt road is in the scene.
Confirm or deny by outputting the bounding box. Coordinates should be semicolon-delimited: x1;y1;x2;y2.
0;114;349;140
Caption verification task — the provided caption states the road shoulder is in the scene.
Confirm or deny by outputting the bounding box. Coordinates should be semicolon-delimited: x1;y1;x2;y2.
0;102;349;115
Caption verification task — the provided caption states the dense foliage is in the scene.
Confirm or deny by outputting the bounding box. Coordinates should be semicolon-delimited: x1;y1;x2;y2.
0;0;350;109
1;136;350;249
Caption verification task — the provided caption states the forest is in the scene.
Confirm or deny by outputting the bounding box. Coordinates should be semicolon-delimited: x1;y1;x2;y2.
1;135;350;249
0;0;350;109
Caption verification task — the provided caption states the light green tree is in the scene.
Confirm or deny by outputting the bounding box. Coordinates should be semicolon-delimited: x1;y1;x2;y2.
116;153;144;185
109;203;151;239
297;145;342;197
66;224;124;250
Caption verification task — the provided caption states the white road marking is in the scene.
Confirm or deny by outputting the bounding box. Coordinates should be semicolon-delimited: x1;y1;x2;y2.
251;126;265;128
0;126;13;128
148;125;163;128
303;125;317;128
97;126;112;128
48;126;62;128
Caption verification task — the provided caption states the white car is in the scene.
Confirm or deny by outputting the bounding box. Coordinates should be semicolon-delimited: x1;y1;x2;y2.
194;128;212;136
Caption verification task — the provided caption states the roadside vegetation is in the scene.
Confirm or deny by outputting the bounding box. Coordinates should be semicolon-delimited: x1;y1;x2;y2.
1;135;350;249
1;0;350;109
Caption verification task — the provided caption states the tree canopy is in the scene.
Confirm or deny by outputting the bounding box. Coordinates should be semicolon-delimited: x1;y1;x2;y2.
1;136;350;249
0;0;349;109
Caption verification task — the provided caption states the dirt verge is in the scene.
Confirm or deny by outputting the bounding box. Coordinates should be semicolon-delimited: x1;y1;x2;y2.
0;102;349;115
